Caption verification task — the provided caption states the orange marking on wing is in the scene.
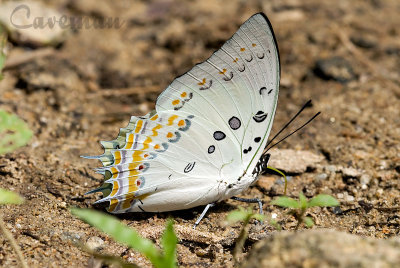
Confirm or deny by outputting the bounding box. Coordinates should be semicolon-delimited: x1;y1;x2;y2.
142;137;152;150
252;43;256;47
114;151;121;165
111;167;118;178
219;68;227;74
144;153;149;158
154;144;160;150
198;78;206;85
122;193;135;209
129;162;140;176
138;193;150;200
178;120;185;127
172;99;180;105
166;132;174;138
134;120;144;133
181;92;187;98
150;114;158;121
125;134;134;149
233;58;238;63
167;115;178;126
127;177;139;196
152;124;162;136
240;48;245;51
110;181;119;196
108;199;118;212
131;151;143;162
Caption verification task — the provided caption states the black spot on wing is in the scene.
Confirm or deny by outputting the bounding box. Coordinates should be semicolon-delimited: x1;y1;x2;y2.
243;146;252;154
254;137;261;143
208;145;215;154
253;111;268;123
228;116;241;130
213;131;226;141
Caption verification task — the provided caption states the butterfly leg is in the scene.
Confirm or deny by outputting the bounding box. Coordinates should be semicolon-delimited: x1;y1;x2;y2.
231;196;263;215
193;203;215;229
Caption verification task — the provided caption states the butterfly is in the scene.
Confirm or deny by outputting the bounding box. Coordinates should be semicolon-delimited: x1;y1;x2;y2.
85;13;280;224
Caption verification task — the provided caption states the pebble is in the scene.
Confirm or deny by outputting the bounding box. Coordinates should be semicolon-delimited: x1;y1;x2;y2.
268;149;324;174
345;195;355;202
341;167;362;178
361;184;368;190
376;189;384;197
337;193;344;199
360;174;371;185
0;1;68;46
315;173;328;180
325;165;338;173
86;236;104;251
314;56;356;83
58;201;67;209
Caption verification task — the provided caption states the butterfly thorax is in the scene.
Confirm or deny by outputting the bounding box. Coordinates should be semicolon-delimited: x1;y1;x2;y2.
218;153;270;201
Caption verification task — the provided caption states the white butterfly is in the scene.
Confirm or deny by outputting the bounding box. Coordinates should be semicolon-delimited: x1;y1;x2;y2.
85;13;280;222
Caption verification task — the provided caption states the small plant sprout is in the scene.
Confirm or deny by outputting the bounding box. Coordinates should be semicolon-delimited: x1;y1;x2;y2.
71;208;178;268
225;206;266;265
0;110;33;155
271;192;339;230
0;189;28;268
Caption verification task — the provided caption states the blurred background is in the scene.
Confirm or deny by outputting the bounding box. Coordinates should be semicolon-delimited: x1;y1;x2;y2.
0;0;399;267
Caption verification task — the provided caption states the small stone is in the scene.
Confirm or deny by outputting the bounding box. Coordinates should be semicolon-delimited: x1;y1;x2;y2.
350;35;377;49
376;188;384;197
360;174;371;185
361;184;368;190
268;149;324;174
345;195;355;202
256;176;276;190
315;173;328;180
341;167;362;178
59;201;67;209
325;165;337;173
314;56;356;83
86;236;104;251
337;193;344;199
0;1;68;46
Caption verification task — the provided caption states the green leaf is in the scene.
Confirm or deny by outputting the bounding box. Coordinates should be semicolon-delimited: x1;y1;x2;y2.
250;213;266;222
269;219;282;231
299;192;308;209
270;196;299;208
71;208;163;267
160;219;178;268
0;188;24;204
308;194;340;207
303;216;314;228
0;110;33;155
226;207;250;224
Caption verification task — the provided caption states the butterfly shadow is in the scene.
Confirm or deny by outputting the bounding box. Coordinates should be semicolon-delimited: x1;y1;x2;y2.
91;201;239;222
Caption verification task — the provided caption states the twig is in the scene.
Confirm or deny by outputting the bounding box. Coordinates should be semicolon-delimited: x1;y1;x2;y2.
3;48;55;70
0;217;28;268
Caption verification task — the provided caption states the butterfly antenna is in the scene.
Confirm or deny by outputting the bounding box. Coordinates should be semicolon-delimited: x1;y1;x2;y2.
264;100;313;150
264;111;321;153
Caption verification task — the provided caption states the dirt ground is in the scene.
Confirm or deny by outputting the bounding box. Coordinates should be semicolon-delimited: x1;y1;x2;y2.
0;0;399;267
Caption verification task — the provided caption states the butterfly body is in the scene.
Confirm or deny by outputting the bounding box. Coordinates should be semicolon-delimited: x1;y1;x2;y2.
85;13;280;214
